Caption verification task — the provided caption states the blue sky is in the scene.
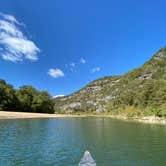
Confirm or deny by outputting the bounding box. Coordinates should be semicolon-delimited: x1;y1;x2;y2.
0;0;166;96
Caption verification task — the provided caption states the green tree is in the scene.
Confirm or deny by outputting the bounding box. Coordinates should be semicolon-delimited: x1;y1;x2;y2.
0;80;17;111
16;86;38;112
32;91;54;113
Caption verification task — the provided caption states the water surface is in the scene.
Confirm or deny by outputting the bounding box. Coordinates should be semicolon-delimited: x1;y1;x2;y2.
0;117;166;166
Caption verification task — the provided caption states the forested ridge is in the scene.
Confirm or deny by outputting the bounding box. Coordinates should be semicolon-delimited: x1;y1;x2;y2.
0;80;54;113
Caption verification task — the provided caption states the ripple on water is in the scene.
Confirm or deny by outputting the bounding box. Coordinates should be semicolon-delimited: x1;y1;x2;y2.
0;118;166;166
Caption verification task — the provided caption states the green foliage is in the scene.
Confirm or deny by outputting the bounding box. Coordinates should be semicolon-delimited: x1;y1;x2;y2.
31;91;54;113
16;86;38;112
0;80;54;113
0;80;18;111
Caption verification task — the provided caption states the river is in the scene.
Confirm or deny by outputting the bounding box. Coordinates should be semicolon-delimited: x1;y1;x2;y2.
0;117;166;166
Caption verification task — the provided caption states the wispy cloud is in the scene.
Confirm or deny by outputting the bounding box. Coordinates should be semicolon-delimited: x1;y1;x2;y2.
48;68;64;78
0;13;40;62
80;57;86;64
70;62;75;67
67;58;86;68
0;13;20;24
91;67;101;73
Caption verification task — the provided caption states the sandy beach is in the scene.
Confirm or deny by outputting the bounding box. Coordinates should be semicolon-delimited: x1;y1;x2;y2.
0;111;86;119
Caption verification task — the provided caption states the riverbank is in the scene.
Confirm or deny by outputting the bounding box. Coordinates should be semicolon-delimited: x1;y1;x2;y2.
99;114;166;125
0;111;87;119
0;111;166;125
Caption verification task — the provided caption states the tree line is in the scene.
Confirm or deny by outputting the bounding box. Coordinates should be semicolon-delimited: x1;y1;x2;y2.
0;79;54;113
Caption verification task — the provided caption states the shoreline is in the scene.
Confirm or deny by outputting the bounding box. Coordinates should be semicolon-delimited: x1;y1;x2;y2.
0;111;166;125
0;111;87;119
97;114;166;125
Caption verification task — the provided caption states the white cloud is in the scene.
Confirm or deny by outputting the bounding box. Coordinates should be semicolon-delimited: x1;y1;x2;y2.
0;13;20;24
52;95;65;98
48;68;64;78
70;62;75;67
80;57;86;64
66;58;86;70
0;13;40;62
91;67;101;73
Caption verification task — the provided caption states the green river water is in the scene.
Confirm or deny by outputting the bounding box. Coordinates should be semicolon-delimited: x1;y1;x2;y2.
0;117;166;166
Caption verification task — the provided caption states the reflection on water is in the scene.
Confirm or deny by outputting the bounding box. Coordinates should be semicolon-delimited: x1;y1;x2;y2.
0;118;166;166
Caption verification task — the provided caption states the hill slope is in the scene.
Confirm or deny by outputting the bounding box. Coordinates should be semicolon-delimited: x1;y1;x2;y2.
54;47;166;116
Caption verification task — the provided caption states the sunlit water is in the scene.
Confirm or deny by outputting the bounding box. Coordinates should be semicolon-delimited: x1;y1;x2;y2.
0;117;166;166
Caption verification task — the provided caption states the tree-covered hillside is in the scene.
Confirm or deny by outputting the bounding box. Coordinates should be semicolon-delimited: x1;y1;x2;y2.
0;80;54;113
54;47;166;117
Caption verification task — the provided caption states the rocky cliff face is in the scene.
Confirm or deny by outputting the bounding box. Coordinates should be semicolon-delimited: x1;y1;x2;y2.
54;47;166;114
54;76;121;112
